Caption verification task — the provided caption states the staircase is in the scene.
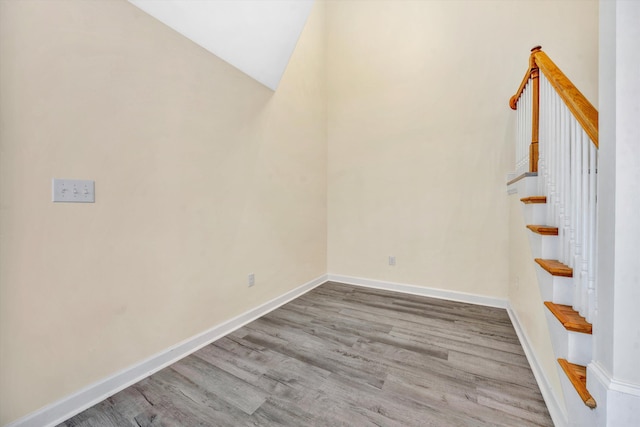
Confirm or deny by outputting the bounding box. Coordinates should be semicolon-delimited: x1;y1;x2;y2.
508;47;599;426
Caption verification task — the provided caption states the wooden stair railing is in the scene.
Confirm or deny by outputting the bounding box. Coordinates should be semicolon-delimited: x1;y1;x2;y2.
510;46;541;173
511;46;599;412
512;45;599;323
509;46;599;172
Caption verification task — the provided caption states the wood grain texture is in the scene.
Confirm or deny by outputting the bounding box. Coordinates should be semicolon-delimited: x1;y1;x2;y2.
544;302;592;334
510;46;598;148
527;225;559;236
509;69;532;110
530;57;540;172
558;359;596;408
535;258;573;277
520;196;547;204
58;282;553;426
532;50;598;147
509;46;541;110
529;140;539;173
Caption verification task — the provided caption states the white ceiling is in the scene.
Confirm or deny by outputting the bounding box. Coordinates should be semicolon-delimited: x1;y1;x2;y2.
128;0;314;90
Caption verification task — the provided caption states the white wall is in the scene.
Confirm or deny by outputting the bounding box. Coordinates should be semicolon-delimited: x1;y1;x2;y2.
327;0;598;297
0;0;326;424
593;1;640;424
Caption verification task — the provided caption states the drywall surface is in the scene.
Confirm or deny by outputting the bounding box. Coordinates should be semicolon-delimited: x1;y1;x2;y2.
0;0;326;423
610;0;640;387
597;0;640;389
127;0;314;90
326;0;598;299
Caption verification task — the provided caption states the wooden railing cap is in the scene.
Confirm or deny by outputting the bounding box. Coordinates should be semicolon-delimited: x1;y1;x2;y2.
510;46;598;148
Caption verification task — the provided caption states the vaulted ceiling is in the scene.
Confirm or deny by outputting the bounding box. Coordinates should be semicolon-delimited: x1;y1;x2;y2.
128;0;314;90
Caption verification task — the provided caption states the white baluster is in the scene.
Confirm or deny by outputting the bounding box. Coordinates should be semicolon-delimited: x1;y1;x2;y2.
571;123;584;313
548;89;558;227
579;129;590;316
516;93;521;174
558;101;568;265
567;115;575;270
556;101;572;265
587;142;597;322
538;75;547;196
524;83;529;173
526;70;599;324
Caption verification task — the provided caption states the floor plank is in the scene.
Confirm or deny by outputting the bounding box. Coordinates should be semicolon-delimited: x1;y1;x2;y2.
58;282;553;426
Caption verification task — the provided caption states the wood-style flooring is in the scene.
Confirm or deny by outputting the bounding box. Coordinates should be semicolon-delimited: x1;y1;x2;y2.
58;282;553;426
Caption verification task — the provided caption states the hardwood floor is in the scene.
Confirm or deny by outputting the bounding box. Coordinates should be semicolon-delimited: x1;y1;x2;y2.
59;282;553;426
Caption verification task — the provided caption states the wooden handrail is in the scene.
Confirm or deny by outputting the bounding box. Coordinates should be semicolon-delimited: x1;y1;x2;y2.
509;46;599;148
533;50;598;147
509;68;533;110
509;46;541;110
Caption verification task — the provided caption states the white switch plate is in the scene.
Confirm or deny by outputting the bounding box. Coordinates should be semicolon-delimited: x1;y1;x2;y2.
52;179;95;203
248;273;255;287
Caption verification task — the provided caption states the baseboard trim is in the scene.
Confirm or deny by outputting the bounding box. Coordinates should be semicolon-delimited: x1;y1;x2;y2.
507;305;568;427
589;359;640;425
590;361;640;397
327;274;507;308
6;274;328;427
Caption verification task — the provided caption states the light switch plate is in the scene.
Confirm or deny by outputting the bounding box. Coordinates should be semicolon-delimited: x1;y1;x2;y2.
52;179;95;203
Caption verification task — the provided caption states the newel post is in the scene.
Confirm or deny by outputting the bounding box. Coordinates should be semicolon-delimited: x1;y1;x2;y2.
529;45;541;173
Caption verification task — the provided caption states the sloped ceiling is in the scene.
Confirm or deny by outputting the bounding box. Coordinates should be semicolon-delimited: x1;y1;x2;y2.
128;0;314;90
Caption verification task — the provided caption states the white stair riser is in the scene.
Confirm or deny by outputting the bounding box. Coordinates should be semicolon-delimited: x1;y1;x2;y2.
544;309;592;366
521;202;547;225
527;231;559;260
514;176;539;198
535;264;574;305
513;173;597;423
568;332;592;367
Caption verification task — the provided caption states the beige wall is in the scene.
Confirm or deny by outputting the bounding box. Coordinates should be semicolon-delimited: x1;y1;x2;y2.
327;0;598;296
0;0;600;424
326;1;597;420
0;0;326;423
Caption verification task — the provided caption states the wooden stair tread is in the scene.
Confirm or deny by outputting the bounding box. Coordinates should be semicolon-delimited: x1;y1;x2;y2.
520;196;547;204
527;225;559;235
558;359;596;409
544;302;592;334
535;259;573;277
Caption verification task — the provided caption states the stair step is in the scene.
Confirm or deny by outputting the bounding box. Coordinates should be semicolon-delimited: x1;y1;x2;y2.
558;359;596;409
527;225;559;236
535;259;573;277
544;302;592;334
520;196;547;204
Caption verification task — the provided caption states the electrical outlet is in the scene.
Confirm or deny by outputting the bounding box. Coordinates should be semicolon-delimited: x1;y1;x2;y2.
388;256;396;266
248;273;255;287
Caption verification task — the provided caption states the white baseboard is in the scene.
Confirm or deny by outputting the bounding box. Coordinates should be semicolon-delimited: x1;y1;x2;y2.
507;305;569;427
7;274;328;427
327;274;508;308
